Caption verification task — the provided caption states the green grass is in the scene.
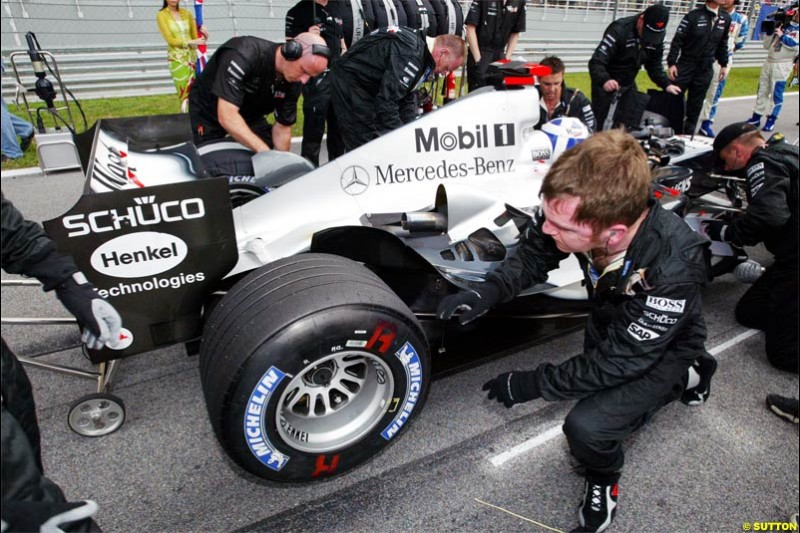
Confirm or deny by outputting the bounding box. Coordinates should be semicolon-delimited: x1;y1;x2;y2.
565;66;799;97
2;93;309;171
2;66;793;172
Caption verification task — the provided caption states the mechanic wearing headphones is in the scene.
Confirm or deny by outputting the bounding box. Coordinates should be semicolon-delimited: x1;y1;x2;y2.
188;32;330;154
286;0;346;166
329;27;465;154
705;123;798;373
667;0;731;135
588;3;680;130
465;0;526;92
535;56;596;132
439;130;716;533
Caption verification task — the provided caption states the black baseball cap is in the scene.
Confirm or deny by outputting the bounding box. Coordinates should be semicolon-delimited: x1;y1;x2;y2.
642;4;670;46
713;121;758;155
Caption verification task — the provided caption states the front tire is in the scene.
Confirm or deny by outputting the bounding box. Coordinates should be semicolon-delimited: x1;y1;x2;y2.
199;254;430;482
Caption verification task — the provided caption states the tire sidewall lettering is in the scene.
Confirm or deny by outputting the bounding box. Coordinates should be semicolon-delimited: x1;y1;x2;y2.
379;340;423;441
242;365;290;471
229;307;429;481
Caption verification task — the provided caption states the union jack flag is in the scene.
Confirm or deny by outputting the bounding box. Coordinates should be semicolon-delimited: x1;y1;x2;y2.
194;0;208;75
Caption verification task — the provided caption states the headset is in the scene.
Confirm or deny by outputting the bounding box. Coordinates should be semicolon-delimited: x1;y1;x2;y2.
281;39;333;62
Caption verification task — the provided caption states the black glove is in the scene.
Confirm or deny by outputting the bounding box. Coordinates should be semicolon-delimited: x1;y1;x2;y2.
437;283;501;325
482;370;541;408
701;219;728;242
56;272;122;350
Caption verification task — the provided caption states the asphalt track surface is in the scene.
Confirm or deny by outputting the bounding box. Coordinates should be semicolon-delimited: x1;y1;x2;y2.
1;95;798;533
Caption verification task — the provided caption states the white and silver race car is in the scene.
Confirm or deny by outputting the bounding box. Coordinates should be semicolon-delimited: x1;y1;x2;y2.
45;65;719;482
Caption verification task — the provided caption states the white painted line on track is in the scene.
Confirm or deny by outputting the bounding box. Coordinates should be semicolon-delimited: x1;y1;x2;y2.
488;329;760;467
708;328;760;355
1;166;44;179
490;424;563;467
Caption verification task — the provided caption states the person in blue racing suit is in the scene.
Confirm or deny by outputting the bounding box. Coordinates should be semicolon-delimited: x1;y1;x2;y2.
438;130;715;533
745;8;799;132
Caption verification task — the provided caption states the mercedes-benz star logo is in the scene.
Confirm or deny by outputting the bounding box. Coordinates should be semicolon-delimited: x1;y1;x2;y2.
340;165;370;195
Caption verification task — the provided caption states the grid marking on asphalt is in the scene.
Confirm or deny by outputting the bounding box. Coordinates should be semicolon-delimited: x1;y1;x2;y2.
488;329;760;467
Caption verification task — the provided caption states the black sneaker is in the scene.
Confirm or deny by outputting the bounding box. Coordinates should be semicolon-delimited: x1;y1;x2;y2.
572;476;619;532
766;394;799;424
681;353;717;406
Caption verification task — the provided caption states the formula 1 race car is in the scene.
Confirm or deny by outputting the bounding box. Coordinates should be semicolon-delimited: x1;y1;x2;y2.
41;65;725;483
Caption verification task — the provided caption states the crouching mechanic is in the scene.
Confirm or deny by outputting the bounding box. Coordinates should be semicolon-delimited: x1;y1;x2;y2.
329;27;465;154
705;123;798;373
188;33;330;175
438;130;716;533
535;56;596;132
2;191;122;531
588;3;680;130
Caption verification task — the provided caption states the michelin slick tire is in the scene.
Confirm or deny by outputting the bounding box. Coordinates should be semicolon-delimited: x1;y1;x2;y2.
199;254;431;482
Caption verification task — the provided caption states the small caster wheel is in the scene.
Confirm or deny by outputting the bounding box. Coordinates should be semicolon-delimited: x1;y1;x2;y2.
68;393;126;437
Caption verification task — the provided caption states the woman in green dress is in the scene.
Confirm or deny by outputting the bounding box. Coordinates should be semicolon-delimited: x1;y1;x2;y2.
157;0;208;109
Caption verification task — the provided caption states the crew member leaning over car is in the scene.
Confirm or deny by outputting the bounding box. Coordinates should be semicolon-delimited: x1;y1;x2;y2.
188;33;329;154
535;56;596;132
704;122;799;373
328;26;465;154
439;130;716;533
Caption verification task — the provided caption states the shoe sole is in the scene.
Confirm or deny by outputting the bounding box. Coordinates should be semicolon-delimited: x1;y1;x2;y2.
767;402;799;424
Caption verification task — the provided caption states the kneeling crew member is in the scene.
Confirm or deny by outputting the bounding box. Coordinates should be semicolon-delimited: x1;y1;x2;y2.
706;123;799;373
439;130;716;533
189;33;330;153
589;3;680;130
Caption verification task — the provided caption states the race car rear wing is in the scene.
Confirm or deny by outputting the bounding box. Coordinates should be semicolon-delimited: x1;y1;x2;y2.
74;114;209;194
